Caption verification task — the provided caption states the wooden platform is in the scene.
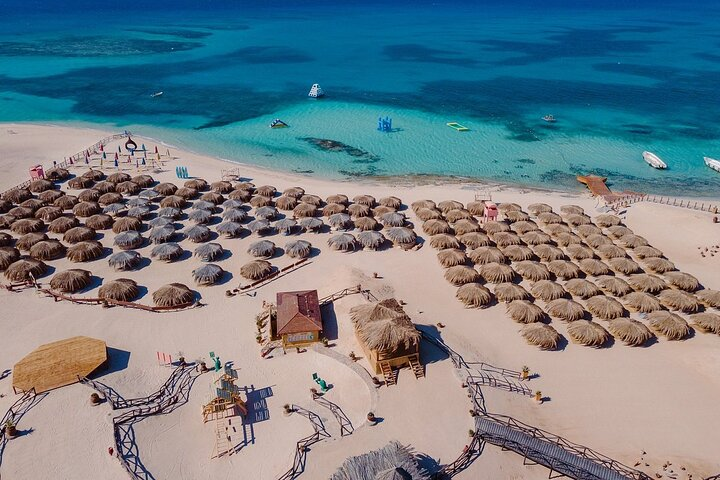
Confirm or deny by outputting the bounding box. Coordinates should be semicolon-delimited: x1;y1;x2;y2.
13;336;108;394
577;174;645;204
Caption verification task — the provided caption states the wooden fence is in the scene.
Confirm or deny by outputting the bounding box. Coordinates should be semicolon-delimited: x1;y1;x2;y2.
609;193;719;214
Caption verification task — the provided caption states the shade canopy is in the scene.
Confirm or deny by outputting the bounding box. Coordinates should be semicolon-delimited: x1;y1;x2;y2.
153;283;194;307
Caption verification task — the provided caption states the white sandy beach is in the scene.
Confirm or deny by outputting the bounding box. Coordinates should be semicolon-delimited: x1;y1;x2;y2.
0;123;719;480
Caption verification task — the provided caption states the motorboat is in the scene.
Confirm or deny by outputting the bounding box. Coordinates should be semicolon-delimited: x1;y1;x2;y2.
270;119;289;129
542;114;556;123
308;84;324;98
151;91;163;98
705;156;720;173
642;151;667;169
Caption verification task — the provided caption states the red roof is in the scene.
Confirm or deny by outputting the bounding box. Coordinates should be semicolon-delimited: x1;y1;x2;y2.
276;290;322;335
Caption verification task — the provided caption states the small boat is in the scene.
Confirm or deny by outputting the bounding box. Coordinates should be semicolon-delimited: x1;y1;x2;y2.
308;84;324;98
705;156;720;173
447;122;469;132
542;114;556;123
642;151;667;169
270;119;289;129
151;91;163;98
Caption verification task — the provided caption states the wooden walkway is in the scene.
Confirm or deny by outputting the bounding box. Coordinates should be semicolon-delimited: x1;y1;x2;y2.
577;175;645;204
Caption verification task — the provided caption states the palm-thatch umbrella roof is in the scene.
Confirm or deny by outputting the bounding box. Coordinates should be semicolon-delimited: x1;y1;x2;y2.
510;220;539;234
521;323;561;350
148;217;174;229
90;183;116;198
429;234;460;250
423;219;452;235
34;206;63;222
380;212;406;228
150;242;184;261
469;246;506;265
66;241;103;262
504;210;530;223
696;289;720;308
584;233;612;249
103;203;127;216
132;174;155;188
116;181;141;195
415;207;442;221
275;195;298;211
437;248;467;267
181;178;206;191
149;225;175;244
565;213;591;226
322;203;346;217
45;167;70;181
327;194;349;206
412;199;436;212
255;206;278;220
444;265;481;286
16;233;48;251
174;187;198;199
492;231;522;247
160;195;186;209
81;169;104;181
465;200;485;216
297;194;321;207
378;196;402;209
456;283;493;308
234;182;255;192
623;291;662;313
479;262;515;283
216;221;244;238
355;315;420;353
54;195;79;210
107;172;131;184
633;245;663;259
11;218;45;234
500;245;534;262
279;186;304;199
7;208;33;221
565;278;602;299
530;280;567;301
285;240;312;258
253;185;275;198
647;311;690;340
348;203;371;218
114;230;144;250
0;215;16;229
154;182;178;196
73;201;101;218
690;312;720;334
0;233;11;247
608;318;653;346
545;224;572;237
506;300;545;323
20;199;45;212
546;298;585;322
458;232;490;249
494;282;530;302
200;192;224;205
355;216;379;232
437;200;463;213
452;219;480;236
386;227;416;247
228;189;252;202
49;269;91;293
112;216;142;234
222;208;247;223
527;203;552;216
275;218;297;235
138;189;162;201
483;220;510;234
86;214;114;230
99;278;139;302
578;258;610;276
607;257;642;275
247;240;276;258
49;216;79;234
331;442;430;480
617;233;649;249
222;199;245;210
594;214;621;227
192;200;215;211
445;209;473;223
29;179;55;193
605;224;632;239
293;202;317;218
108;250;141;270
328;213;352;230
514;260;551;281
664;271;700;292
98;192;123;206
350;195;374;208
658;289;700;313
0;247;20;270
192;264;224;286
567;320;610;347
356;231;384;250
497;202;521;213
127;198;150;207
188;208;213;224
299;217;323;232
596;244;626;259
68;176;93;190
63;226;96;244
520;231;552;245
153;283;194;307
565;243;594;260
191;242;222;262
596;275;633;297
576;224;602;238
560;205;584;215
328;233;357;252
209;180;233;194
127;205;151;219
586;295;626;319
537;212;563;225
4;258;47;282
38;189;65;204
373;204;396;217
240;259;272;280
533;244;566;262
184;225;211;243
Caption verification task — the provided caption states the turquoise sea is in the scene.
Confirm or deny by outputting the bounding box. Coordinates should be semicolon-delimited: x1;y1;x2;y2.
1;0;720;195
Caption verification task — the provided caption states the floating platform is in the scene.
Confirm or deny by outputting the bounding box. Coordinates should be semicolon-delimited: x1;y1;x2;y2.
270;119;289;129
447;122;469;131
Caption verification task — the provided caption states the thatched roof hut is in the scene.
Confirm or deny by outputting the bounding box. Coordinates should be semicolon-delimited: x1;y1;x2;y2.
506;300;545;323
323;202;346;217
565;278;601;299
596;244;626;259
216;221;244;238
690;312;720;334
184;225;211;243
647;311;690;340
247;219;272;235
546;298;585;322
664;271;700;292
54;195;79;210
50;269;91;293
452;219;480;236
108;250;141;270
11;218;45;234
116;181;141;195
479;262;515;283
99;278;139;302
429;234;460;250
513;260;551;281
445;209;473;223
423;219;452;235
510;220;539;235
576;224;602;238
222;208;248;223
327;194;349;205
328;233;357;252
469;246;506;265
299;217;323;232
188;209;213;224
533;244;566;262
149;225;175;244
355;216;379;232
357;231;385;250
73;201;101;218
132;174;155;188
596;275;633;297
16;233;48;251
520;231;551;245
293;202;317;218
492;232;521;247
658;289;700;313
151;242;183;261
330;441;430;480
530;280;567;301
501;245;534;262
437;248;467;267
623;291;662;313
578;258;610;276
35;206;63;222
0;247;20;270
192;264;224;286
248;240;276;258
565;243;594;260
63;226;96;244
444;265;481;286
415;207;442;221
629;274;668;293
411;200;436;212
160;195;186;209
386;227;416;247
618;234;649;249
200;192;225;205
194;243;224;262
49;216;80;234
537;212;563;225
633;245;663;259
114;231;144;250
528;203;552;215
380;212;406;228
458;232;491;249
112;216;142;234
586;295;626;320
584;233;612;248
456;283;493;308
521;323;561;350
240;259;272;280
285;240;312;258
68;176;93;190
4;258;47;282
153;283;194;307
328;213;352;230
696;289;720;308
482;220;510;234
607;257;641;275
348;203;371;218
567;320;610;347
38;190;65;204
494;282;530;302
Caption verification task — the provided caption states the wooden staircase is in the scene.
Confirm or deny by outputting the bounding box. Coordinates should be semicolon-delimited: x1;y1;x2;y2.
379;362;396;386
212;418;232;459
408;354;424;379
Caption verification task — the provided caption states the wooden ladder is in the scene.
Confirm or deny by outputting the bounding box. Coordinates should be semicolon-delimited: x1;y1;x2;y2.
408;354;424;379
212;418;232;459
380;362;396;386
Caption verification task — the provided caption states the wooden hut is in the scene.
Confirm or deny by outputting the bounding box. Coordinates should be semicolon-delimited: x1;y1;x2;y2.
274;290;324;349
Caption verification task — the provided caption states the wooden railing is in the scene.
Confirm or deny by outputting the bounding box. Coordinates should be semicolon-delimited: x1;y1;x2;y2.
311;392;354;437
610;193;719;213
0;388;46;471
318;284;376;306
276;406;331;480
39;288;198;313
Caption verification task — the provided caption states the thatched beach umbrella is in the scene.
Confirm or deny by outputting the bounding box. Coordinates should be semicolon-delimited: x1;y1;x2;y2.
355;216;379;232
116;181;141;195
351;195;375;208
68;176;93;190
607;257;642;275
253;185;275;198
96;184;119;197
492;231;521;247
112;216;142;234
149;225;175;244
565;213;591;226
155;182;178;196
415;207;442;221
20;199;45;212
527;203;552;216
175;187;198;200
411;200;436;212
596;275;633;297
479;262;515;283
483;220;510;234
234;182;255;192
0;247;20;270
357;231;385;250
63;226;96;243
618;233;650;249
188;209;213;224
222;199;245;210
132;175;155;188
216;221;244;238
521;323;561;350
594;214;621;228
438;200;463;213
50;269;91;293
241;259;272;280
275;218;297;235
107;172;131;184
576;224;602;238
328;233;357;252
506;300;545;323
560;205;584;215
285;240;312;258
690;312;720;334
127;198;150;208
584;233;612;248
108;250;141;271
54;195;79;210
629;275;666;296
596;244;626;259
73;201;101;218
380;212;406;228
139;189;162;201
0;215;16;229
297;194;320;207
510;220;539;234
648;311;690;340
452;219;480;236
565;243;594;260
623;291;662;313
151;242;183;261
86;214;114;230
494;282;530;302
501;245;534;262
209;180;232;194
466;200;485;216
16;233;48;251
299;217;323;232
497;202;521;213
520;231;552;245
546;298;585;322
11;218;45;234
664;271;700;292
565;278;601;299
469;246;506;265
514;260;551;281
181;179;206;192
45;167;70;181
658;289;700;313
374;206;398;218
386;227;416;248
3;188;31;204
444;265;481;286
530;280;567;301
458;232;491;249
192;200;215;212
276;195;299;211
423;219;452;235
437;248;467;267
537;212;563;225
192;264;224;286
430;234;460;250
38;190;65;204
328;213;352;230
327;194;349;206
279;187;303;199
348;203;371;218
184;225;211;243
200;192;224;205
578;258;610;276
293;202;317;218
4;258;47;282
545;224;571;237
153;283;194;307
567;320;610;347
445;209;473;223
533;244;566;262
606;225;632;239
228;189;252;202
192;243;223;262
223;208;248;223
255;206;278;220
247;240;275;258
103;203;127;216
633;245;663;259
586;295;626;320
127;205;151;219
35;206;63;222
456;283;493;308
378;196;402;209
504;210;530;223
160;195;186;209
608;318;653;346
696;289;720;308
66;241;103;262
114;230;143;250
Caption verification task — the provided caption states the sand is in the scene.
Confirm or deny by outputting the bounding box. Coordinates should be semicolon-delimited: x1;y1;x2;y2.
0;123;719;480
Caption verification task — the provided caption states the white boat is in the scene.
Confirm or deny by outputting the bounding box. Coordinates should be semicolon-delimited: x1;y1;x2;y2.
308;84;324;98
542;114;556;123
642;151;667;169
705;156;720;173
151;91;163;98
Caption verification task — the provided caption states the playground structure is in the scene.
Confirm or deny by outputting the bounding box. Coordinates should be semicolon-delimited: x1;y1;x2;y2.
202;365;247;423
377;116;392;132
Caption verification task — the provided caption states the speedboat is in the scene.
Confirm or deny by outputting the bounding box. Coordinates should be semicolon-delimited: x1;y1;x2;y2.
270;119;289;128
705;156;720;173
151;91;163;98
642;151;667;169
308;84;324;98
542;114;556;123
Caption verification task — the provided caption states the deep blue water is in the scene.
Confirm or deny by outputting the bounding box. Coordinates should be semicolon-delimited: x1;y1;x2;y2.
1;1;719;195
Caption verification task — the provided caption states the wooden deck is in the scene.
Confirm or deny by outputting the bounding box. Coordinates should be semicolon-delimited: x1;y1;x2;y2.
577;174;645;204
13;336;107;393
